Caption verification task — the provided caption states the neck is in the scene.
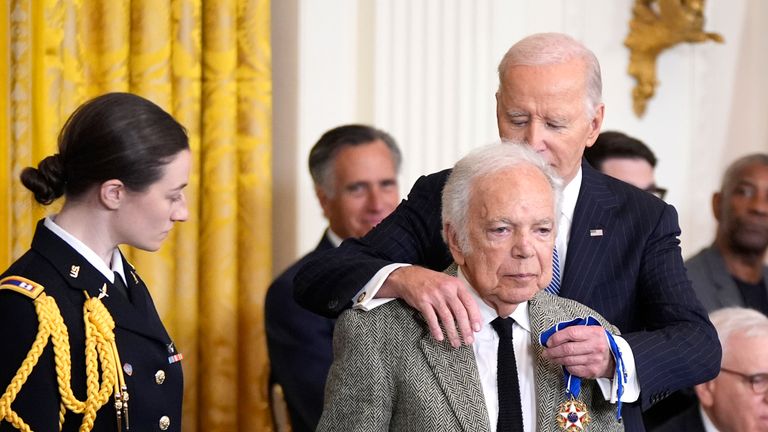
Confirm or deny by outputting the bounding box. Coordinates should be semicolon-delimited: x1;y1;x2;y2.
55;202;117;267
715;237;766;284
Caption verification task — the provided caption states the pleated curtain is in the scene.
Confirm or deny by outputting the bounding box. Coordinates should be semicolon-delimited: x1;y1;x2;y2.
0;1;273;430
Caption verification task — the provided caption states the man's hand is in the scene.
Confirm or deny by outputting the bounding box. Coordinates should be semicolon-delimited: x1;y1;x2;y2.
378;266;481;347
541;326;615;378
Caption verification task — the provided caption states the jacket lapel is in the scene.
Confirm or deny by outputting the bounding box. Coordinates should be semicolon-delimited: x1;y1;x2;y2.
561;162;619;303
703;246;745;306
419;333;490;432
32;223;171;345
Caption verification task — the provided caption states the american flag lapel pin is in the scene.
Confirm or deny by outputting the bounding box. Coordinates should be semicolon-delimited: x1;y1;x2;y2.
589;229;603;237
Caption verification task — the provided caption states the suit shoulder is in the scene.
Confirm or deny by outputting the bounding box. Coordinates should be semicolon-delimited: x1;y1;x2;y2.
338;300;419;334
531;292;619;334
0;250;60;300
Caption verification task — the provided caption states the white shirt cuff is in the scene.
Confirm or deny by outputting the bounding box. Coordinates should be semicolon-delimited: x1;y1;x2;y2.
352;263;411;311
596;334;640;403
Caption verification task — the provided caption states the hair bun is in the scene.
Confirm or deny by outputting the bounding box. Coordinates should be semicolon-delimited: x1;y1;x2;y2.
20;154;66;205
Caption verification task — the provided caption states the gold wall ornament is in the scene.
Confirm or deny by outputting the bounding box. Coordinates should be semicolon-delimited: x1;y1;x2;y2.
625;0;724;117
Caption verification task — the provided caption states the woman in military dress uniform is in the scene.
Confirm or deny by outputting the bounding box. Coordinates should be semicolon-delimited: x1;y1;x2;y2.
0;93;189;432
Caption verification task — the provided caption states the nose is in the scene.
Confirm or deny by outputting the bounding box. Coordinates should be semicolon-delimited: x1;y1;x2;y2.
748;193;768;216
366;187;388;213
172;194;189;222
511;232;534;259
523;121;547;152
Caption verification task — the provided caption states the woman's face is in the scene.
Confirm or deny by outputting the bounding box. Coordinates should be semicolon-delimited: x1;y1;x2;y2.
116;149;191;251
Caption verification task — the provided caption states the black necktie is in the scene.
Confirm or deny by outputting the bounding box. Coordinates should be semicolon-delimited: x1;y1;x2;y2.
491;317;524;432
113;271;129;300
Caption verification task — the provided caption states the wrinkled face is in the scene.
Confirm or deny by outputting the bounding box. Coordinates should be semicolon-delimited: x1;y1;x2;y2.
447;165;556;316
715;163;768;254
699;333;768;432
600;157;656;190
116;149;191;251
318;140;399;239
496;58;603;184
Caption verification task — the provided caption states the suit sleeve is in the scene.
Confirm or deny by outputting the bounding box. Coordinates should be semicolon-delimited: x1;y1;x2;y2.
294;170;454;317
316;309;394;432
623;204;721;410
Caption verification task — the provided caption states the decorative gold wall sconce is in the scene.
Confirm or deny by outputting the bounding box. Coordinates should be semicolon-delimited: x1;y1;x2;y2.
625;0;723;117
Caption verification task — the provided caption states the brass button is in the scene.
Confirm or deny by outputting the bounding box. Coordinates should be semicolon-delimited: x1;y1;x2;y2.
159;415;170;430
155;370;166;385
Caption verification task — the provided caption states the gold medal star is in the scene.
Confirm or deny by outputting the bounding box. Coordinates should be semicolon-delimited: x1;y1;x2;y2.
556;399;591;431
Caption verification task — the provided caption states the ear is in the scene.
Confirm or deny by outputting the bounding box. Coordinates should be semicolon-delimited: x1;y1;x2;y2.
584;103;605;148
694;380;716;408
315;186;332;219
712;192;722;222
100;179;125;210
445;223;466;266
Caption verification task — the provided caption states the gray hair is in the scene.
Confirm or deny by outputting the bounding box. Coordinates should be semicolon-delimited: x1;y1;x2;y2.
441;142;563;253
710;307;768;360
720;153;768;197
497;32;602;119
308;124;402;197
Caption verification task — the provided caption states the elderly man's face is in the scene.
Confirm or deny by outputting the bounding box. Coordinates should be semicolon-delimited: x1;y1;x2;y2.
448;165;555;316
496;58;603;184
696;332;768;432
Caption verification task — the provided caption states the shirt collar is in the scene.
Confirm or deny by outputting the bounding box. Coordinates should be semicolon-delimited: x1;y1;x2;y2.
44;216;125;283
560;166;582;225
457;266;531;333
325;228;343;248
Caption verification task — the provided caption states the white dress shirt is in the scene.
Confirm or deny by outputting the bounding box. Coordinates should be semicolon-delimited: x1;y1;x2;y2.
45;216;127;285
460;269;536;432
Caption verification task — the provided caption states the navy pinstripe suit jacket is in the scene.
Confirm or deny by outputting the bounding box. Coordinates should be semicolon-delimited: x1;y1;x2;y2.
295;159;721;432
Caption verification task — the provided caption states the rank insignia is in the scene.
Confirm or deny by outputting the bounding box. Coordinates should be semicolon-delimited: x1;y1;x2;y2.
69;265;80;278
0;276;45;299
556;398;590;431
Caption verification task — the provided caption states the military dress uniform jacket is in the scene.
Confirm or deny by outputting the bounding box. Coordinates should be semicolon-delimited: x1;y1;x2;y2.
0;220;183;432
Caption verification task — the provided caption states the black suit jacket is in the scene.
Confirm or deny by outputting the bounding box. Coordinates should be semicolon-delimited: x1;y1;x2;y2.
0;220;183;432
266;234;336;432
651;402;706;432
295;160;721;431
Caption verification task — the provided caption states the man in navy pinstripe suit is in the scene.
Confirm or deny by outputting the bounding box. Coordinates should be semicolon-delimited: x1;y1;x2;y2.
295;32;720;431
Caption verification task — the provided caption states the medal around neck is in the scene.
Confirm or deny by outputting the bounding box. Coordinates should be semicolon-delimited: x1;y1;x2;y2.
556;397;590;431
540;316;627;430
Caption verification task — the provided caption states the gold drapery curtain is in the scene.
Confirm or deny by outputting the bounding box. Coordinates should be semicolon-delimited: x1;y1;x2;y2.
0;1;273;430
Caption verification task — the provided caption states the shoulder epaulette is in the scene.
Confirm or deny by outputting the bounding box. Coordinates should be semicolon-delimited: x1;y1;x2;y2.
0;275;45;299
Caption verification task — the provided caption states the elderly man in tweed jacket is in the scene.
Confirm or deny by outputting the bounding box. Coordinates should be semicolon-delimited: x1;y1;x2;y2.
318;143;624;432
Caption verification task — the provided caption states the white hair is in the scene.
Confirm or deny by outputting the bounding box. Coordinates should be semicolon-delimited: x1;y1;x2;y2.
497;32;602;119
710;307;768;361
441;141;563;253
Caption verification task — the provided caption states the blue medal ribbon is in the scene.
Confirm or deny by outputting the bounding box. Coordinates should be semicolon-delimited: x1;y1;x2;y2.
539;316;626;421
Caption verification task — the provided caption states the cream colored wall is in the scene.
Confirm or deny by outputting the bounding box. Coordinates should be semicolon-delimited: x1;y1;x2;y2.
272;0;768;276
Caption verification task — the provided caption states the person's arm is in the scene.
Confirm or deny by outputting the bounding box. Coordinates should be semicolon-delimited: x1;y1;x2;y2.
316;309;394;432
0;290;62;432
294;169;481;346
622;204;721;410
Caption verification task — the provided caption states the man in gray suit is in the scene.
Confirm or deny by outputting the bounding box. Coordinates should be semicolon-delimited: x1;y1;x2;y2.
318;143;624;431
687;154;768;315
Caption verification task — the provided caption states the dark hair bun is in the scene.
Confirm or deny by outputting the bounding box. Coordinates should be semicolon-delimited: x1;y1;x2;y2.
20;154;66;205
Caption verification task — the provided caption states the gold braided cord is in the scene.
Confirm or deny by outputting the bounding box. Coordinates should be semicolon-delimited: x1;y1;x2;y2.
0;292;127;432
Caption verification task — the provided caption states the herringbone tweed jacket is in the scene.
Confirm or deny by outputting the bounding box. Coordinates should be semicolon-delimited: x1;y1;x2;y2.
317;290;625;432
